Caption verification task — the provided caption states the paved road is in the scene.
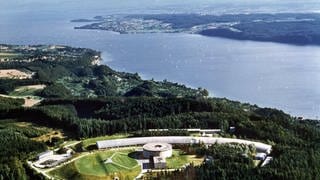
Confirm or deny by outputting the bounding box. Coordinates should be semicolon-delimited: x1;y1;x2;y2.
27;161;52;179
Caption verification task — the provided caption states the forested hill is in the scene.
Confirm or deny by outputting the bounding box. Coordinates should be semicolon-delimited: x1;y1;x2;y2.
0;44;205;99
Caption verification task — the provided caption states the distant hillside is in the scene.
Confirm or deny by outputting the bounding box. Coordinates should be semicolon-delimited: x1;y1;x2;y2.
73;13;320;45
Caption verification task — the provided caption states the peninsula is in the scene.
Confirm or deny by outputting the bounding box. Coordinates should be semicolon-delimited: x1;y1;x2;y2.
73;13;320;45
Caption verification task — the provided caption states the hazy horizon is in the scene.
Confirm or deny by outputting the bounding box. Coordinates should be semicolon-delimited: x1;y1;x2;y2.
2;0;320;16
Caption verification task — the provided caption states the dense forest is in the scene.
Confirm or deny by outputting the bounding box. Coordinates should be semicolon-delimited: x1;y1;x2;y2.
0;97;46;180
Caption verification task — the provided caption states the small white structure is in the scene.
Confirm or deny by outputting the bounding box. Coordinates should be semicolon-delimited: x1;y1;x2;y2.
66;149;73;155
261;156;273;167
33;153;72;169
143;142;172;158
229;126;236;133
34;150;72;169
255;153;267;160
153;156;166;169
37;150;53;160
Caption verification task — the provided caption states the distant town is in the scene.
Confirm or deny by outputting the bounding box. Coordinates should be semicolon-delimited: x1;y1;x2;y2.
0;44;100;64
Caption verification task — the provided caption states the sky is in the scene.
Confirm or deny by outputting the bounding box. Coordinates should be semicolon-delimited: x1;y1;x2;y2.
1;0;320;14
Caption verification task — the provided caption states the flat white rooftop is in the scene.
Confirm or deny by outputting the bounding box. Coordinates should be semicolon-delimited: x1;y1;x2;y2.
143;142;172;152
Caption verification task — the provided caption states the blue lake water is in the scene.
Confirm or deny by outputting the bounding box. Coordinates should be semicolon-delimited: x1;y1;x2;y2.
1;0;320;118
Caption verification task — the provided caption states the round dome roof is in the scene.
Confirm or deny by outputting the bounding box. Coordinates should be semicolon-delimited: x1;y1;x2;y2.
143;142;172;152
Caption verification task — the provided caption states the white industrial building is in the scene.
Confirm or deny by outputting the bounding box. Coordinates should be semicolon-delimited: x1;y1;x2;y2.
36;150;53;160
96;136;272;154
142;142;172;169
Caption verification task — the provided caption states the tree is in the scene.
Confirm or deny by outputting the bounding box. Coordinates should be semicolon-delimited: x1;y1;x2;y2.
201;88;209;97
38;83;72;98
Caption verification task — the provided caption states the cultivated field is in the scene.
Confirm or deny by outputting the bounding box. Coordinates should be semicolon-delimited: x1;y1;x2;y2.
0;69;33;79
9;84;46;96
0;52;21;58
0;84;45;107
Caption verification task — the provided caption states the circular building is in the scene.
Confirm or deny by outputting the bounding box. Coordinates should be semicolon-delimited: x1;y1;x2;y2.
143;142;172;158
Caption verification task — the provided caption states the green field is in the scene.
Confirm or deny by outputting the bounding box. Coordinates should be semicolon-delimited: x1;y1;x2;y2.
9;88;39;96
166;150;204;169
8;85;45;96
49;149;141;180
112;153;138;168
49;148;204;179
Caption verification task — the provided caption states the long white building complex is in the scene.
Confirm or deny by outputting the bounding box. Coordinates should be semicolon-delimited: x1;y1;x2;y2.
96;136;272;154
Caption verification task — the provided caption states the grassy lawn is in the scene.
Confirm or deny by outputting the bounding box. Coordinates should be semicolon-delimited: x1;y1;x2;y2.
50;149;141;179
82;134;130;149
48;162;81;180
75;153;110;176
75;150;136;175
49;161;139;180
112;153;138;168
48;148;204;179
104;163;125;173
62;140;80;147
58;149;141;179
166;149;204;169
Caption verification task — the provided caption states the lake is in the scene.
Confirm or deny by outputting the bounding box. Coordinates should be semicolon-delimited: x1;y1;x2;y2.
1;0;320;118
